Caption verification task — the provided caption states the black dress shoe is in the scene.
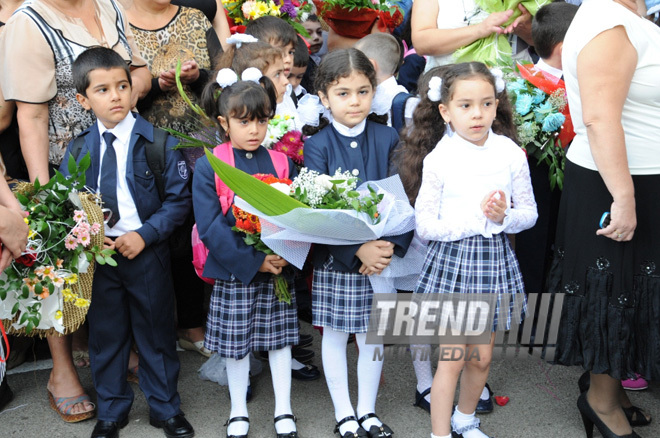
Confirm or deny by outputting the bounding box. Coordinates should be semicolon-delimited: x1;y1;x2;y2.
0;377;14;411
292;346;314;364
334;416;368;438
358;413;393;438
297;334;313;348
291;363;321;381
150;413;194;438
476;383;493;414
274;414;298;438
91;418;128;438
413;388;430;414
225;416;249;438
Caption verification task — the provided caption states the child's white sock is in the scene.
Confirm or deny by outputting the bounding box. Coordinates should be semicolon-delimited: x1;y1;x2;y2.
411;344;433;404
355;332;384;431
322;327;359;435
269;346;296;434
451;407;489;438
479;385;490;401
226;356;250;436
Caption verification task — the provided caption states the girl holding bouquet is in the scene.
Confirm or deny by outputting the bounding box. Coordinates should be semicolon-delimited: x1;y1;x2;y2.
193;72;299;438
303;48;413;438
399;62;537;438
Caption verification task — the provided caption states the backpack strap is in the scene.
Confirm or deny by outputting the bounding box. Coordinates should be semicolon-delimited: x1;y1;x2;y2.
212;143;290;215
69;136;86;162
144;128;169;202
391;91;413;133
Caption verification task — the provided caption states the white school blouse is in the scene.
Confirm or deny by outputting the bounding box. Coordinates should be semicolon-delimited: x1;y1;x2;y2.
415;131;537;242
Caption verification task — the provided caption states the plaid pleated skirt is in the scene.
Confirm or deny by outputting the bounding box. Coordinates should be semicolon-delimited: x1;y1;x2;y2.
415;233;526;331
312;257;375;333
205;277;299;360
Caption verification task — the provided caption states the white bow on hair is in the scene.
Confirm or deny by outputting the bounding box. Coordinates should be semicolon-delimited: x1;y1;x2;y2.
490;68;506;93
215;67;263;88
427;76;443;102
297;94;326;127
226;33;258;49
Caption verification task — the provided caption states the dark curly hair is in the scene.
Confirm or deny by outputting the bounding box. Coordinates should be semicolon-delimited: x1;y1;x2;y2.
395;62;518;206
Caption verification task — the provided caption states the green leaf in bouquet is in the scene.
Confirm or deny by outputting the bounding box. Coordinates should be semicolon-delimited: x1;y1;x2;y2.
95;253;106;265
48;282;54;293
35;283;43;295
12;301;20;314
105;256;117;267
205;148;309;216
68;153;77;176
78;152;91;173
16;192;29;206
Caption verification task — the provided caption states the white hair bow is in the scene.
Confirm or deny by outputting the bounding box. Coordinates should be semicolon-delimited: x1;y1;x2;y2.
216;68;263;88
297;94;325;127
490;68;506;94
427;76;443;102
226;33;259;49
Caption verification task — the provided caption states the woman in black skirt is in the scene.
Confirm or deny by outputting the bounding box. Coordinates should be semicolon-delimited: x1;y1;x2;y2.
550;1;660;437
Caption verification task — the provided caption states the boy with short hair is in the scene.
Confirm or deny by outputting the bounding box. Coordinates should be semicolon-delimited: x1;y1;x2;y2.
531;1;579;78
300;14;327;65
290;35;311;102
62;47;193;438
354;32;415;130
245;15;297;76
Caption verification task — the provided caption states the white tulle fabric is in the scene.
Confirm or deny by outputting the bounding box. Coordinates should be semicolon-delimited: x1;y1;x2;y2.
415;131;537;242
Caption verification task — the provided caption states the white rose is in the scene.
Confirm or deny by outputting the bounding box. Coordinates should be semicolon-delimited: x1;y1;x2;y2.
315;174;334;191
270;182;292;196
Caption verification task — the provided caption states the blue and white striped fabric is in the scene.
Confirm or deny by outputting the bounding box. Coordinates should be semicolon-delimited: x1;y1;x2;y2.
205;277;299;360
312;256;375;333
415;233;526;331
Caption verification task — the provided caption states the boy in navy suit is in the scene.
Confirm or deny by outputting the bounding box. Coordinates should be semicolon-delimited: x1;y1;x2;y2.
61;47;194;438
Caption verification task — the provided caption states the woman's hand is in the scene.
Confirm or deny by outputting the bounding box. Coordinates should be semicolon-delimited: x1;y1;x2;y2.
158;60;200;91
356;240;394;276
477;9;514;39
505;4;533;45
0;205;29;271
596;198;637;242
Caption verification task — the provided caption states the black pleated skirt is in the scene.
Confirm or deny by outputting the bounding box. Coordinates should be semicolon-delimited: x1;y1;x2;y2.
548;161;660;380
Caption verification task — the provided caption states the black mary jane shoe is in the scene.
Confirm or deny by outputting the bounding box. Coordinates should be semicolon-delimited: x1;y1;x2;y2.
224;416;249;438
91;417;128;438
334;416;368;438
291;363;321;381
274;414;298;438
578;371;652;427
476;383;494;414
149;413;194;438
358;413;394;438
413;388;431;414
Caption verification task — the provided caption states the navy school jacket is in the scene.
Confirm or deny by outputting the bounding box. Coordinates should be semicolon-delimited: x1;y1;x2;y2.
193;146;297;284
303;120;413;272
59;113;191;248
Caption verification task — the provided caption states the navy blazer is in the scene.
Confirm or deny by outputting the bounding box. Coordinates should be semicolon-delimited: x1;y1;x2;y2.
193;146;297;284
59;113;191;248
304;121;413;272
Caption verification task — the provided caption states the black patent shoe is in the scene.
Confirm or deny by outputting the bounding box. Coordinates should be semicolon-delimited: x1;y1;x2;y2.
274;414;298;438
578;372;651;427
91;418;128;438
150;413;194;438
577;392;641;438
413;388;430;414
224;416;249;438
334;416;368;438
476;383;494;414
358;413;393;438
291;363;321;381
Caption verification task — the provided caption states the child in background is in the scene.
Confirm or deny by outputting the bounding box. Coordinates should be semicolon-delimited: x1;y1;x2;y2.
290;35;311;103
531;1;578;79
303;48;413;438
300;14;327;65
400;62;537;438
245;15;296;77
63;47;193;438
354;33;415;130
193;72;300;438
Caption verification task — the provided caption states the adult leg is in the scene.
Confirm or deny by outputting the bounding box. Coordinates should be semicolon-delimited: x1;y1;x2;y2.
587;373;633;435
46;335;94;416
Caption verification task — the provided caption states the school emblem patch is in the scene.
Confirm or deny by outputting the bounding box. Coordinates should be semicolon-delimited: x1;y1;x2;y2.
178;161;188;180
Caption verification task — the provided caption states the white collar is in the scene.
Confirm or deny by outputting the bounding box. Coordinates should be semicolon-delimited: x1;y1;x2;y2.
332;118;366;137
535;59;563;80
97;112;136;146
371;76;408;115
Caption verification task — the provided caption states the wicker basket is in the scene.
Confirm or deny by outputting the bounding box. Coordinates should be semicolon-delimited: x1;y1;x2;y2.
2;188;103;337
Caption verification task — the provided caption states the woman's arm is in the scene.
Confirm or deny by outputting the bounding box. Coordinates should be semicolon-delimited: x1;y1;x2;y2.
130;65;152;107
16;102;50;184
411;0;513;57
0;88;14;134
577;26;637;241
213;0;231;51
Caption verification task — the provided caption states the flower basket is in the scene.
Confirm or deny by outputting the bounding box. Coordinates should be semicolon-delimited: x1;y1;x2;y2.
1;185;104;338
314;0;403;39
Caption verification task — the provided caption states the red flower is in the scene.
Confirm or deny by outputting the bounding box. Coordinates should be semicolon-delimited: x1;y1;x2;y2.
15;252;37;267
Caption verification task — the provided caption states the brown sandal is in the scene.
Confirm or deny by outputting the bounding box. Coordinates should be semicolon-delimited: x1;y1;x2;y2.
47;390;95;423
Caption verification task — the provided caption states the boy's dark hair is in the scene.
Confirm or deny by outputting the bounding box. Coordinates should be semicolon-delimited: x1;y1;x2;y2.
395;62;517;206
201;78;277;142
73;46;131;96
532;1;579;59
294;35;310;68
245;15;297;48
303;14;318;23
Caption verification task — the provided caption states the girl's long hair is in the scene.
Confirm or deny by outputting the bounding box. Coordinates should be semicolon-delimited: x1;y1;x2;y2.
395;62;517;206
